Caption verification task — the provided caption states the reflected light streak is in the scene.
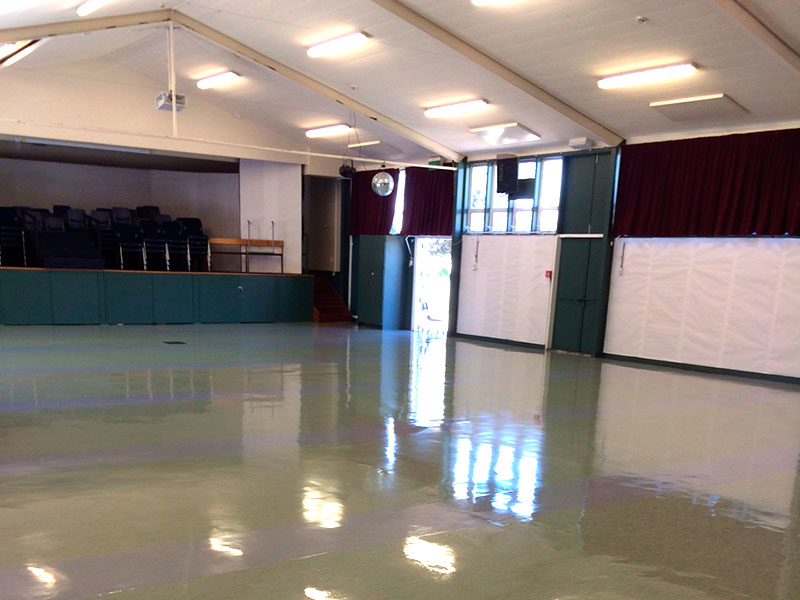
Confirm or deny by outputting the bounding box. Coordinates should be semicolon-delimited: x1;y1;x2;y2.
385;417;397;468
209;537;244;557
303;486;343;529
26;565;57;586
473;442;492;495
495;445;515;482
404;536;456;575
453;437;472;500
305;587;347;600
512;453;538;519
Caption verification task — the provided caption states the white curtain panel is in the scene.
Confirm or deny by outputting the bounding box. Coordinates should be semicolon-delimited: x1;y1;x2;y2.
457;235;556;345
605;238;800;378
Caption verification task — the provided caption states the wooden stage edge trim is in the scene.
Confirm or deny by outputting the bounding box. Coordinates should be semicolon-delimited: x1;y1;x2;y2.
0;267;311;278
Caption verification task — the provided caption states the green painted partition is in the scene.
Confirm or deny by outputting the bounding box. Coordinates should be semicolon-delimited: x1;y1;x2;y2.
51;271;102;325
0;268;313;326
105;272;154;324
152;273;194;324
0;270;52;325
551;150;617;356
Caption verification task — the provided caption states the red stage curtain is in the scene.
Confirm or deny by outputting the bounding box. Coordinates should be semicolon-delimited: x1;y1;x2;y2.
349;169;400;235
400;167;455;236
613;128;800;237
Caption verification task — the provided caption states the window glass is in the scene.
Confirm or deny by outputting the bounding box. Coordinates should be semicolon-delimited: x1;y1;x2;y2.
469;165;488;209
513;210;533;232
490;212;508;232
518;160;536;180
389;170;406;235
492;192;509;210
469;212;485;232
539;208;559;232
514;198;533;210
539;159;563;208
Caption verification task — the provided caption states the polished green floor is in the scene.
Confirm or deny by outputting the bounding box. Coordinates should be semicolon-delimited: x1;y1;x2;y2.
1;323;799;599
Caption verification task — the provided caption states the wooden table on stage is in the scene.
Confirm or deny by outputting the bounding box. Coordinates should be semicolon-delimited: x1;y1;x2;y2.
208;238;284;273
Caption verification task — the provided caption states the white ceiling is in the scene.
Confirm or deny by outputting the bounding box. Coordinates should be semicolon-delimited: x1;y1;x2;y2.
1;0;799;163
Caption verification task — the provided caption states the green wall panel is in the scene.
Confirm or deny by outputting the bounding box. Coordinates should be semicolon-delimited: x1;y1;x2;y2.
241;276;277;323
197;275;242;323
104;273;154;324
0;270;53;325
51;271;101;324
560;155;596;234
277;277;313;322
0;269;312;326
152;273;194;324
551;150;617;356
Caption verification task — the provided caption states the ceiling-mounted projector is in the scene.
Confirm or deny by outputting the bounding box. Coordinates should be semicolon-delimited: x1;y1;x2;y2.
155;91;187;112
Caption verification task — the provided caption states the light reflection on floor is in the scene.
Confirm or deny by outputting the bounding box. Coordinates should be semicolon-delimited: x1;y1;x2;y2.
0;323;799;599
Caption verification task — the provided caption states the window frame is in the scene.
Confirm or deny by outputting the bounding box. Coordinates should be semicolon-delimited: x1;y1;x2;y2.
465;157;561;235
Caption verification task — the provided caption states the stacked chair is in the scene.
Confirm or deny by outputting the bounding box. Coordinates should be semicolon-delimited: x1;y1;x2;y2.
0;204;211;272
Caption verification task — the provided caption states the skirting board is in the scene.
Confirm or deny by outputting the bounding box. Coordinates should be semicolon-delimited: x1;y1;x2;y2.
454;333;545;352
603;353;800;386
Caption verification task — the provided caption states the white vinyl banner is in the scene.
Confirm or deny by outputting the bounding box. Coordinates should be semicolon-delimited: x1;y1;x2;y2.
457;235;557;345
605;238;800;378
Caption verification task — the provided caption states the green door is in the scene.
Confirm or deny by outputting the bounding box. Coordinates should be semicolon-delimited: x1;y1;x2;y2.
196;275;242;323
241;276;277;323
560;155;596;234
551;151;616;356
552;239;590;353
356;236;386;327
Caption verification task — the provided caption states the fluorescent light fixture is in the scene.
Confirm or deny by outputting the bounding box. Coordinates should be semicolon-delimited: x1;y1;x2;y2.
424;99;490;119
307;32;370;59
305;124;353;139
597;63;697;89
470;122;541;145
347;140;381;148
0;40;30;62
0;39;48;68
76;0;113;17
649;93;724;107
472;0;516;5
0;0;51;15
196;71;240;90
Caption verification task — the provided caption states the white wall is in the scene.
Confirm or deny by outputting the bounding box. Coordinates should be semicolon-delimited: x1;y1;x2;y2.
0;61;303;166
239;160;302;274
605;238;800;378
457;235;557;345
0;157;239;238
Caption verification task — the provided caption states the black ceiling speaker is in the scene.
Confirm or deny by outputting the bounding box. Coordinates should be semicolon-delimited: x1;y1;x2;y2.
339;164;356;178
496;157;519;195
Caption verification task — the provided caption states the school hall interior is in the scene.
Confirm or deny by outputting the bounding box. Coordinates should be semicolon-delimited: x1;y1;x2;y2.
0;1;798;599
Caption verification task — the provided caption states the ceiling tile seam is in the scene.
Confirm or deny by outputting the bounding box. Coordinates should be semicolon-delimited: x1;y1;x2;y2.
366;0;624;147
